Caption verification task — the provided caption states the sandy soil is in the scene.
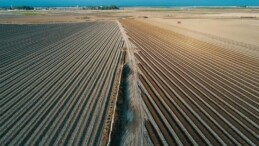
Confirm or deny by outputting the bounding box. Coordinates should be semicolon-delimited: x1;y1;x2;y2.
0;16;87;24
0;10;126;24
142;17;259;47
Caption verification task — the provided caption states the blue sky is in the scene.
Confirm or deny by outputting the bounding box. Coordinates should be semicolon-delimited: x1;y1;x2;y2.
1;0;259;7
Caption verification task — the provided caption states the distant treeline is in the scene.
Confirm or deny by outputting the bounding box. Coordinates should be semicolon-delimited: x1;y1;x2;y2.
0;6;34;10
82;5;119;10
0;5;119;10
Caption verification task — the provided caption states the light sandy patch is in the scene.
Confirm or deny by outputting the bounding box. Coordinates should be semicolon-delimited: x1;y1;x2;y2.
202;13;259;18
144;17;259;47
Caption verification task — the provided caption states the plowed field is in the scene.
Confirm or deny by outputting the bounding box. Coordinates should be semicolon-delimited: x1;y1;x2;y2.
121;19;259;146
0;21;124;146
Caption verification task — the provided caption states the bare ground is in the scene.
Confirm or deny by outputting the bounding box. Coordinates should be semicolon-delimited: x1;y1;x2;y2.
116;20;144;146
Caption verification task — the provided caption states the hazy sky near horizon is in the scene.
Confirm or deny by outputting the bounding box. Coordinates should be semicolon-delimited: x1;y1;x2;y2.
1;0;259;6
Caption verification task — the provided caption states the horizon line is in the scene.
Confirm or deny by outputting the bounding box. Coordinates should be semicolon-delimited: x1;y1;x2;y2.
1;5;259;8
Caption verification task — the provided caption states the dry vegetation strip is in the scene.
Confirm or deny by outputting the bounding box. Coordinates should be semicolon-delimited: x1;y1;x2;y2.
0;22;124;145
120;19;259;146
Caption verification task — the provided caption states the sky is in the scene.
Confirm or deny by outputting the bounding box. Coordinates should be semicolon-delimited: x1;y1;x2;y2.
0;0;259;7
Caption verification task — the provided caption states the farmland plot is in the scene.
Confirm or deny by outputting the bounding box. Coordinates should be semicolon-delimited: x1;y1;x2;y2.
120;19;259;146
0;21;124;145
